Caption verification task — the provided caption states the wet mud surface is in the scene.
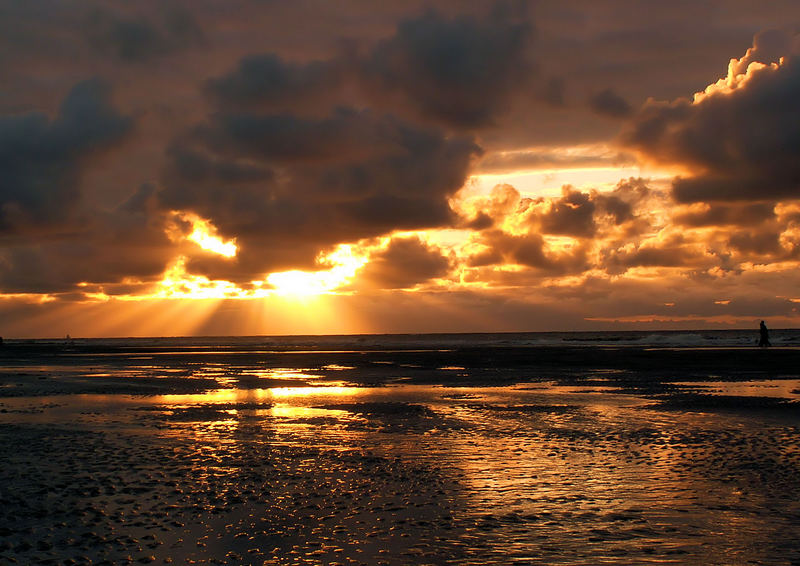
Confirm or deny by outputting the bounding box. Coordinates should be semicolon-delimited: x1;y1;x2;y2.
1;342;799;564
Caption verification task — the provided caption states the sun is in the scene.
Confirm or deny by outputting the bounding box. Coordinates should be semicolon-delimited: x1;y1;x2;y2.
156;214;369;300
266;245;367;297
266;270;332;297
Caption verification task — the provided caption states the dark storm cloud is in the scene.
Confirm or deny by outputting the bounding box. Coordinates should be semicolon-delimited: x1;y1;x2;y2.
539;76;566;106
533;188;597;238
0;79;131;233
610;246;704;269
727;230;783;255
363;7;534;128
0;185;173;294
623;31;800;202
206;54;342;112
589;88;632;118
85;6;203;62
593;191;636;226
0;77;181;295
203;5;534;129
673;202;776;227
356;236;451;289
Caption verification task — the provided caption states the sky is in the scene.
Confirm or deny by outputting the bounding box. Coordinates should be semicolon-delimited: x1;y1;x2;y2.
1;0;800;337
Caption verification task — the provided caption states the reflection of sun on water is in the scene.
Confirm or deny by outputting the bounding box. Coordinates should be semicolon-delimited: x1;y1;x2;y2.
269;386;360;398
152;385;363;429
155;385;361;407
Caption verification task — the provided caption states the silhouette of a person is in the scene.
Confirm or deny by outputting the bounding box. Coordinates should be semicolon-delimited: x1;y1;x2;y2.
759;320;771;347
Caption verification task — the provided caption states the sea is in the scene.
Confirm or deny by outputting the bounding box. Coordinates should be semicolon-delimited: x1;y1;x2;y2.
9;327;800;349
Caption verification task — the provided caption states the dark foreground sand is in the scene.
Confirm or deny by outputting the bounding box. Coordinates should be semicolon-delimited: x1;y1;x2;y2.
1;340;799;564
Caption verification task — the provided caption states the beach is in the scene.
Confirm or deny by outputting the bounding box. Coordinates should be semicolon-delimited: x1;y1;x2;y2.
1;332;800;565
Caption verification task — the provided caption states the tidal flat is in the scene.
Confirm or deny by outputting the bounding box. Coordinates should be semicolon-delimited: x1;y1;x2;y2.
1;335;799;565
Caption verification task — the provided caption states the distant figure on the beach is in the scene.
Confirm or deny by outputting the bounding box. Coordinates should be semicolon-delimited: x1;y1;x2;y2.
759;320;771;347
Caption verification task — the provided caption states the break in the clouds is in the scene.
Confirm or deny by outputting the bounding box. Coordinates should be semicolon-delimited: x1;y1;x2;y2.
2;0;800;335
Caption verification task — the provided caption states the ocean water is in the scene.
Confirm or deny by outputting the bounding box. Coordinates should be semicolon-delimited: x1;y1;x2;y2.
1;331;799;564
10;327;800;350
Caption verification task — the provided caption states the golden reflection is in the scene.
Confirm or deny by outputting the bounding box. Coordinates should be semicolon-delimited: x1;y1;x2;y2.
155;388;273;405
270;406;349;419
155;385;361;406
247;369;322;381
268;386;361;398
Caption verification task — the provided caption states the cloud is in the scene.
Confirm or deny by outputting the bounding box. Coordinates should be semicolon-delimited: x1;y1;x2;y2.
623;30;800;202
450;178;669;287
362;7;534;128
160;109;480;280
85;6;203;62
206;54;342;113
461;180;651;241
0;81;181;295
0;79;131;234
451;176;786;283
355;236;451;289
0;185;173;294
589;88;632;118
466;229;588;274
155;6;544;282
203;5;534;130
5;1;800;332
727;230;783;255
672;202;776;227
530;187;598;238
601;237;716;272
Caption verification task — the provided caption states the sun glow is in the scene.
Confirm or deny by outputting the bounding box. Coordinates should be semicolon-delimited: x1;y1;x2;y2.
147;243;368;301
186;217;238;257
266;245;367;297
168;211;238;258
154;256;258;299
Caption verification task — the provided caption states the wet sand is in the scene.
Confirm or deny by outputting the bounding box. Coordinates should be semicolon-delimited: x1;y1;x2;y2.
1;339;799;564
